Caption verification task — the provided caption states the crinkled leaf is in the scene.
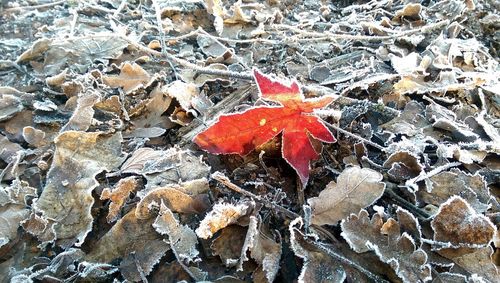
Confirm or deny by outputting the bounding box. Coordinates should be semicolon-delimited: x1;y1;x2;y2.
153;202;199;263
341;209;431;283
196;201;252;239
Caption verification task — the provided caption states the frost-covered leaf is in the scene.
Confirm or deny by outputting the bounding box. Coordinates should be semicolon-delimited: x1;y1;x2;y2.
17;36;128;76
341;209;431;282
211;225;247;267
431;196;495;247
100;176;138;223
196;201;252;239
61;92;100;132
34;131;124;247
0;204;30;248
135;186;210;218
417;169;491;213
450;247;499;282
308;166;385;225
194;68;336;185
0;93;23;122
85;210;170;282
153;202;199;263
238;216;281;282
103;62;152;94
289;218;346;283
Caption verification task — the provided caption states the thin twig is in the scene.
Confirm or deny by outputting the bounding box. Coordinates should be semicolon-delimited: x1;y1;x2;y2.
274;20;449;42
211;171;300;219
323;121;386;150
3;0;66;12
405;161;462;190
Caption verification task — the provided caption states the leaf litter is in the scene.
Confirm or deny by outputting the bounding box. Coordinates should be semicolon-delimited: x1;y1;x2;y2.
0;0;499;282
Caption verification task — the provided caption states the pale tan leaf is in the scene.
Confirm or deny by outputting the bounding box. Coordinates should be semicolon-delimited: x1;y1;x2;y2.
196;201;252;239
135;186;210;219
308;166;385;225
153;202;199;262
103;62;152;94
100;176;138;223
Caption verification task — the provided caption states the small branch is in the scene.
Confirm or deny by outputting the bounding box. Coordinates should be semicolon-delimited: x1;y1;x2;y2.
274;20;449;42
3;0;66;12
323;121;386;150
405;161;462;190
314;241;391;283
211;171;299;219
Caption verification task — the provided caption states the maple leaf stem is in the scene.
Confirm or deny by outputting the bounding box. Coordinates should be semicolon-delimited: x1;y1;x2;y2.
211;172;300;220
323;121;386;150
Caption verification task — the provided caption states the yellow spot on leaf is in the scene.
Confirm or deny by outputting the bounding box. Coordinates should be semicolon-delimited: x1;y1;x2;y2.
272;127;278;132
259;119;266;126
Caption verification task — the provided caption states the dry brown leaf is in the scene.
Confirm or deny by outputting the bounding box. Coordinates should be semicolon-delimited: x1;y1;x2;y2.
100;176;138;223
22;126;46;147
0;204;30;248
0;94;23;122
341;209;431;282
61;92;100;132
196;201;252;239
451;247;499;282
238;216;281;282
211;225;247;266
135;186;210;219
417;169;490;213
383;151;423;182
85;209;170;282
152;202;199;262
34;131;124;247
103;62;152;94
308;166;385;225
431;196;495;247
17;37;128;76
289;218;346;283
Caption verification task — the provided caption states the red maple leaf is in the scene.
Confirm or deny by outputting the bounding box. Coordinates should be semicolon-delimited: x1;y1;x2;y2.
194;69;336;185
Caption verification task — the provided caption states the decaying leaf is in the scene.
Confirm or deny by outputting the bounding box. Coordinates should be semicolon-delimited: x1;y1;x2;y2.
430;196;495;247
61;92;100;132
308;166;385;225
34;131;125;247
417;169;491;213
196;201;253;239
341;209;431;282
195;69;336;185
100;176;139;223
450;246;499;282
85;210;170;282
0;204;30;248
103;62;152;94
17;36;128;76
211;225;248;266
0;93;23;122
289;218;346;283
135;186;210;218
153;202;199;262
241;216;281;283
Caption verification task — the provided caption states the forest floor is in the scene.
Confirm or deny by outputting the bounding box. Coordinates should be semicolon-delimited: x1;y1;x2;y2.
0;0;499;282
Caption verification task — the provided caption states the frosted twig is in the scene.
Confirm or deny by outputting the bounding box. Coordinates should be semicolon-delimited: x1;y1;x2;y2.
274;20;449;42
323;121;386;150
211;172;299;219
3;0;66;12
